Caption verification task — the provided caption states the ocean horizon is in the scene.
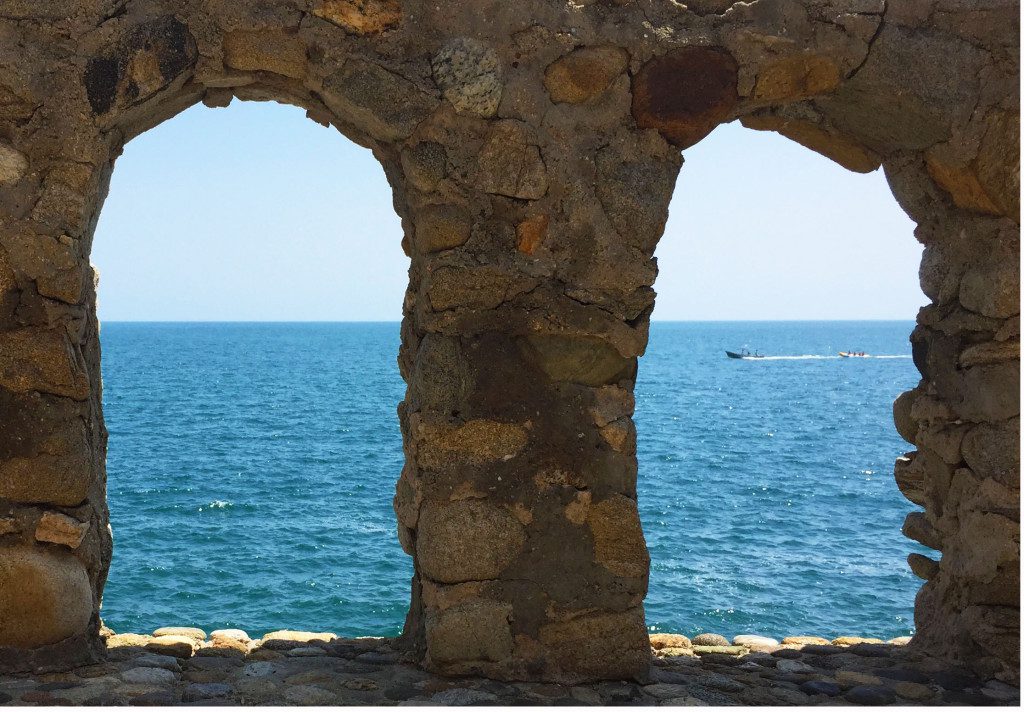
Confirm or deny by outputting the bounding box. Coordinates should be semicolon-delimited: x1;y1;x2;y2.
98;320;927;641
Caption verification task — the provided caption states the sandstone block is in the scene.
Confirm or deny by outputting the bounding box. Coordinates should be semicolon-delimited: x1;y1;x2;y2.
0;142;28;185
416;500;525;584
0;328;89;400
544;47;628;104
959;237;1019;319
741;114;881;173
416;418;528;470
752;54;841;102
961;419;1019;486
1;232;86;304
426;266;537;311
34;511;89;549
0;545;92;648
632;47;738;149
587;495;649;578
414;204;471;253
432;38;502;118
222;30;307;79
589;386;635;427
153;626;206;641
311;0;402;34
425;599;513;663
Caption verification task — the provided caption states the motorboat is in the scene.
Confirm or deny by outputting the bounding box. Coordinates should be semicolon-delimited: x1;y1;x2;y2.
726;349;764;359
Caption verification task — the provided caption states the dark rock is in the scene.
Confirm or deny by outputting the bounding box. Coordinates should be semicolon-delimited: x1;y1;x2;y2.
383;682;421;701
801;680;841;697
876;667;930;683
0;691;11;704
355;651;400;665
182;683;232;702
129;691;176;706
845;685;898;705
934;669;982;691
942;689;1000;706
848;643;893;657
800;645;844;656
37;682;78;691
772;648;805;659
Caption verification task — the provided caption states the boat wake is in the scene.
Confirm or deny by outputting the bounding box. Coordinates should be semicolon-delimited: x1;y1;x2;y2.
750;354;913;361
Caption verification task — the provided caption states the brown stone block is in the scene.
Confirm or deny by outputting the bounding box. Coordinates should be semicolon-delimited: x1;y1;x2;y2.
631;47;738;149
0;544;92;648
415;418;528;470
416;500;526;584
908;552;940;580
894;453;927;506
222;29;307;79
0;328;89;400
903;511;943;551
516;214;548;255
538;607;649;681
34;511;89;549
0;232;86;304
311;0;402;35
544;47;628;104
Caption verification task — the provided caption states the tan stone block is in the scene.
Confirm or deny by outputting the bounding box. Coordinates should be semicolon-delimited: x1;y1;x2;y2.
425;599;513;663
415;419;528;470
753;54;841;102
0;544;92;648
312;0;402;34
414;204;471;253
587;495;649;578
544;46;628;104
741;114;881;173
0;328;90;400
34;511;89;548
222;29;307;79
650;633;691;650
781;635;831;646
589;386;635;427
0;451;93;507
831;637;884;647
426;265;538;311
0;517;17;536
416;500;525;584
153;626;206;640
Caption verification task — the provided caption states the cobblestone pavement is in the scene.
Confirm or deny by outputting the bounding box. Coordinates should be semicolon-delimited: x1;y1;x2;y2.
1;630;1019;706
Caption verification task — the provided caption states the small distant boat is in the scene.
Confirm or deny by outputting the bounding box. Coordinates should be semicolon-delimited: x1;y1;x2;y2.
839;351;869;358
726;349;764;359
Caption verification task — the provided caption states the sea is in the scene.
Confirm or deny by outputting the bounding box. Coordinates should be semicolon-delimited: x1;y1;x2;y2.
99;321;929;641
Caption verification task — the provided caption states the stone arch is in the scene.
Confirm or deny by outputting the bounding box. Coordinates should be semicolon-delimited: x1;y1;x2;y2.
0;0;1017;685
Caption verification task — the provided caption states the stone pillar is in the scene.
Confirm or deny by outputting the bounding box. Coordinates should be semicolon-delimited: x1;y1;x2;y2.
389;100;680;681
886;148;1020;681
0;136;111;671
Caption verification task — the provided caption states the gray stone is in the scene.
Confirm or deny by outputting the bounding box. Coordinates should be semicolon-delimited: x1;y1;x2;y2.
428;688;499;705
241;661;277;677
283;685;336;705
642;683;691;699
120;666;177;684
691;633;730;647
801;680;841;696
183;682;233;702
776;659;817;674
981;680;1019;702
431;38;502;117
845;685;898;705
135;653;181;671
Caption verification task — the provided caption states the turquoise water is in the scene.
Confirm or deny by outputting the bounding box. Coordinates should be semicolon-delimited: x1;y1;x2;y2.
100;321;926;640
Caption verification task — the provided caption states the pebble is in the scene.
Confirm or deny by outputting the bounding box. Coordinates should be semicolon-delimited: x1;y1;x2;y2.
643;683;691;699
283;685;336;705
133;653;181;671
153;627;207;641
210;629;250;642
770;687;810;704
836;670;883;687
893;681;935;700
120;666;177;685
846;685;898;705
801;680;841;697
286;646;328;657
183;682;233;702
692;633;729;647
733;635;779;648
775;659;816;674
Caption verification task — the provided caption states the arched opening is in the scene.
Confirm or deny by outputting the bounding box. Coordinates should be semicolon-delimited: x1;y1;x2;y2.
639;121;930;641
91;100;411;637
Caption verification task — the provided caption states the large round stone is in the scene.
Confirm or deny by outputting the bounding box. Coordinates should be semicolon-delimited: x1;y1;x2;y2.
416;501;525;584
0;545;92;648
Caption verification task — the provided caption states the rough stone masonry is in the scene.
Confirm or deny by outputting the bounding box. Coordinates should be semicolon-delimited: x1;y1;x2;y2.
0;0;1018;687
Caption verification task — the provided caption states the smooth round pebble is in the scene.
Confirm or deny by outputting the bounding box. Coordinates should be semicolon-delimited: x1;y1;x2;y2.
692;633;729;647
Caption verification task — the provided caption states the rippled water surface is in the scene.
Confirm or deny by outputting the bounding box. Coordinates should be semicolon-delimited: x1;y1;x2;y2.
101;321;926;639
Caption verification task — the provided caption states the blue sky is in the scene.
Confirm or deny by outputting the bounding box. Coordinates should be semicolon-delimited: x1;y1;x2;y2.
92;101;923;321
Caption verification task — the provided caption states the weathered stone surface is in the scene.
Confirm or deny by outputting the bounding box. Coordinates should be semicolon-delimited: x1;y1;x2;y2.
415;419;528;470
416;501;526;583
520;335;633;387
222;30;306;79
432;38;502;118
413;204;471;253
153;627;206;641
632;47;738;149
692;633;730;647
311;0;402;35
322;61;437;141
516;214;548;255
474;120;547;199
34;512;89;549
425;599;513;664
0;545;92;648
753;54;841;103
741;114;881;173
544;47;628;104
586;495;649;578
538;608;649;680
650;633;691;650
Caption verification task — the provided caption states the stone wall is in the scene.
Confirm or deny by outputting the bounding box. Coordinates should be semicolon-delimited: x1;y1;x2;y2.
0;0;1017;684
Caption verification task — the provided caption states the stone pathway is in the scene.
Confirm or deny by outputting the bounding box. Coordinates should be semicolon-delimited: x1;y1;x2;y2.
1;629;1018;706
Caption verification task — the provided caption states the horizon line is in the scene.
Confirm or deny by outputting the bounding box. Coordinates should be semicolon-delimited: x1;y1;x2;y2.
99;318;919;323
